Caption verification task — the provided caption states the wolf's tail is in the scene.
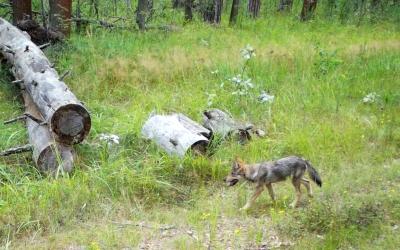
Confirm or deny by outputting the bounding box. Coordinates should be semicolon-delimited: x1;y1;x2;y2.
305;160;322;187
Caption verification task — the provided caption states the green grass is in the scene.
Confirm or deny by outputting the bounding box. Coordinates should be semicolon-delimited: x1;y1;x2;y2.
1;15;400;249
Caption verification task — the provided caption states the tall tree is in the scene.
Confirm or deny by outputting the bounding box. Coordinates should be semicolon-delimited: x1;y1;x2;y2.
229;0;240;25
202;0;223;24
300;0;318;21
173;0;184;9
49;0;72;36
11;0;32;24
136;0;153;30
278;0;293;11
184;0;194;22
248;0;261;18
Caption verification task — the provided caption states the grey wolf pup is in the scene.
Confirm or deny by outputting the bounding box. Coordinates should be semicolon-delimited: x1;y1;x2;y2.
224;156;322;210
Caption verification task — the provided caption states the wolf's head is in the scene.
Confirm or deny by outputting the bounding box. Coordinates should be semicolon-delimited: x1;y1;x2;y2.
223;157;246;186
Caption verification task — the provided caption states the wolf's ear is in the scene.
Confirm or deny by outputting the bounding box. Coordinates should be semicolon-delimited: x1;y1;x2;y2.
235;156;244;164
235;157;245;169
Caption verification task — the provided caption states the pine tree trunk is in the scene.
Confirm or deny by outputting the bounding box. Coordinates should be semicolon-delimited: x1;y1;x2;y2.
11;0;32;24
184;0;194;21
248;0;261;18
203;0;223;24
49;0;72;36
136;0;152;30
229;0;240;25
300;0;318;21
278;0;293;11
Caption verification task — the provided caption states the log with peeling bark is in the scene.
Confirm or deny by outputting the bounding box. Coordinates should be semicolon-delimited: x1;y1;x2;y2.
0;17;91;145
142;113;211;157
23;91;74;173
0;91;74;174
203;109;266;143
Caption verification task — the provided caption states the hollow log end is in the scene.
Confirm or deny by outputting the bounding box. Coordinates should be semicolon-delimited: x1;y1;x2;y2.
51;103;91;145
190;140;209;156
37;144;74;174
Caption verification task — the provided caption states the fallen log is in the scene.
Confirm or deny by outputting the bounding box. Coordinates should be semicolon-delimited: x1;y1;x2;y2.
22;91;74;173
203;109;265;143
1;91;74;173
0;17;91;145
142;113;211;157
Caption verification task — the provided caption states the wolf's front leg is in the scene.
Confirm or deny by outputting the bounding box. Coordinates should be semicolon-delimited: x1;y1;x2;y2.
240;185;264;211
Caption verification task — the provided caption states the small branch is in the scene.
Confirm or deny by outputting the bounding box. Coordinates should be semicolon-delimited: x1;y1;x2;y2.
59;70;71;81
24;113;46;125
38;43;51;50
0;144;33;156
1;47;15;55
11;79;23;84
4;113;46;125
4;115;27;125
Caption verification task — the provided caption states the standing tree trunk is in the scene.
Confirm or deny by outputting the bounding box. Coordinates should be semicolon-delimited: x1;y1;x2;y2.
202;0;223;24
49;0;72;36
300;0;318;21
278;0;293;11
248;0;261;18
229;0;240;25
173;0;184;8
11;0;32;24
136;0;152;30
184;0;194;21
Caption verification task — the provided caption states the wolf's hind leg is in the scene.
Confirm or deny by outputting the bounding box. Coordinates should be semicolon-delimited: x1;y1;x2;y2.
266;183;276;201
240;185;264;211
301;178;313;198
290;178;302;208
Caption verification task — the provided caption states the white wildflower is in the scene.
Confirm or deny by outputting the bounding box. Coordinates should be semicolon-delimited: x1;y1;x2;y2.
206;93;216;107
211;70;219;75
259;91;275;104
99;133;120;145
241;44;256;60
362;92;379;104
230;74;242;85
243;78;254;88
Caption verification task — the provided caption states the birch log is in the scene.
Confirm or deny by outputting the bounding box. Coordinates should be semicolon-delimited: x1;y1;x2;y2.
202;109;254;143
23;90;74;173
0;18;91;145
142;113;211;157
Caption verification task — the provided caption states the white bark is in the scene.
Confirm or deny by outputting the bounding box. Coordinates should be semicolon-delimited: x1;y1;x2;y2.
203;109;256;143
142;113;211;157
23;91;74;174
0;17;91;145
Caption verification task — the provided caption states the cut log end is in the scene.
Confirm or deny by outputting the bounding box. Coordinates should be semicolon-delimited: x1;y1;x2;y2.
190;140;208;156
37;144;74;174
51;104;91;144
